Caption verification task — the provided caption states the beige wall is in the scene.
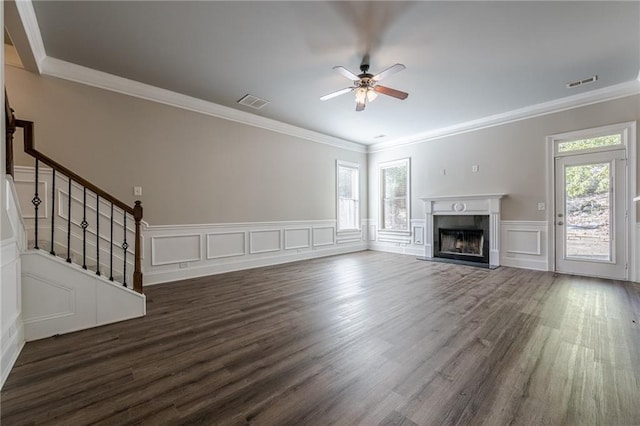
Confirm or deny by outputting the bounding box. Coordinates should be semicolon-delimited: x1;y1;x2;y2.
368;95;640;222
6;64;639;227
5;66;367;225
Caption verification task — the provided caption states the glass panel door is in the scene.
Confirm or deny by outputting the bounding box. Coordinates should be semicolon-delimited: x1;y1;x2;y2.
555;150;627;280
564;162;611;261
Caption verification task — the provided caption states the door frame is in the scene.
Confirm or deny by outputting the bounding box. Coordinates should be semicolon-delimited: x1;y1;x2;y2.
546;121;637;281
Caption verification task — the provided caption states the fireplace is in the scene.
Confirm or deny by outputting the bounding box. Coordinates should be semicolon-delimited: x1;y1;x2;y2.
433;215;490;264
420;194;505;268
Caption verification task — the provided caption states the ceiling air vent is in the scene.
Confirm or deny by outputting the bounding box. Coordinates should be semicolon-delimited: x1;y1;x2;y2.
566;75;598;89
237;94;270;110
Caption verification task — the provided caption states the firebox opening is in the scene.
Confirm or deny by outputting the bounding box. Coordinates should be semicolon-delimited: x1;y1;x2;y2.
432;214;490;265
439;229;484;257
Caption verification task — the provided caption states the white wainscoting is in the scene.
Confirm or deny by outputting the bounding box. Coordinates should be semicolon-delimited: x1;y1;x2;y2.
367;218;550;271
143;220;366;285
367;218;426;256
21;251;146;341
1;238;24;388
500;221;548;271
1;176;27;388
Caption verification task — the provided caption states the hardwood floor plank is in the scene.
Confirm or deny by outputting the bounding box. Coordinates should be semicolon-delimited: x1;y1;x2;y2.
2;251;640;425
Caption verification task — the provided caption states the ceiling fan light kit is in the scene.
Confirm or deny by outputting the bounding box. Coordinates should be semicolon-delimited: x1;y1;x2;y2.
320;59;409;111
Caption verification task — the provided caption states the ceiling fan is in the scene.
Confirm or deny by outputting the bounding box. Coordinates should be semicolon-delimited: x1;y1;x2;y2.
320;57;408;112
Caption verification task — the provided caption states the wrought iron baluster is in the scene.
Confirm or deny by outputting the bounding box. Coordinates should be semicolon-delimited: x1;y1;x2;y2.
122;212;128;287
66;178;72;262
109;203;114;281
96;195;101;276
32;159;40;249
50;169;55;255
81;187;88;269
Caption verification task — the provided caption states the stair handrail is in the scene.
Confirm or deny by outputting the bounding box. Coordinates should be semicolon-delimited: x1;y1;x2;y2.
5;95;144;293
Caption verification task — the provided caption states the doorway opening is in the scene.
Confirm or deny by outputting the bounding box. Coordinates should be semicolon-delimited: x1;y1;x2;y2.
547;122;636;281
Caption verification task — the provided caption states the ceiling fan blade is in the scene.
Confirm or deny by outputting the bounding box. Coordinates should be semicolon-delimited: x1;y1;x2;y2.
372;63;406;82
333;66;359;81
320;87;355;101
374;85;409;100
355;101;366;112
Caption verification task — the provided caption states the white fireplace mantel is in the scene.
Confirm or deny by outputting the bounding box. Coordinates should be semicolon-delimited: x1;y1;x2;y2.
420;194;506;267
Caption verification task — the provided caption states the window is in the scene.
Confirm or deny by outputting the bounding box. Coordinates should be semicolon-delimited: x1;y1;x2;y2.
558;134;622;153
336;160;360;231
380;158;410;232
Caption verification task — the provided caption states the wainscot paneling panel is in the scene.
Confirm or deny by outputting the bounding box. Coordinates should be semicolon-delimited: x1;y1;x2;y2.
151;234;202;266
500;220;548;271
312;226;335;247
206;232;246;260
284;228;311;250
13;179;48;219
249;230;281;254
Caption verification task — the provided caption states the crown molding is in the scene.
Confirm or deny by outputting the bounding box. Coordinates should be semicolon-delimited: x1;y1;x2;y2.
39;57;367;153
12;0;46;73
368;79;640;153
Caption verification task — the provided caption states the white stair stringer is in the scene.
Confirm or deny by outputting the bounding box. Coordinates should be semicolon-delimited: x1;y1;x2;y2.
21;250;146;341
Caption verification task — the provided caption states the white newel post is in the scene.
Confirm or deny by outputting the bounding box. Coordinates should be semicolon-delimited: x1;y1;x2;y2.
420;194;506;268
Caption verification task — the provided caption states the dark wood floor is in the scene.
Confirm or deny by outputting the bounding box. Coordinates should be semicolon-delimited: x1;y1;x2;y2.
3;251;640;425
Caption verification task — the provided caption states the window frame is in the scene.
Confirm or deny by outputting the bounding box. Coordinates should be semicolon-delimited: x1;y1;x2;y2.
554;125;626;158
379;158;411;234
336;160;361;233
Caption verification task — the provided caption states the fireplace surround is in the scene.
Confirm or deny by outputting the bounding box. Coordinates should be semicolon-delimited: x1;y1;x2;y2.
420;194;505;268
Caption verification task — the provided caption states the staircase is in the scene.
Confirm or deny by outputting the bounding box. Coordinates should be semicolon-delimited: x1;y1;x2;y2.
5;93;145;341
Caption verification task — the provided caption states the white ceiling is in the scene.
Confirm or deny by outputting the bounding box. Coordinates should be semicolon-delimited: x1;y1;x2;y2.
20;1;640;146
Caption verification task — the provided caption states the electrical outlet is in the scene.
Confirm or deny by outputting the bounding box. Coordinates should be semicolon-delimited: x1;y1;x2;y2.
472;165;479;172
179;262;188;269
538;202;546;211
133;186;143;196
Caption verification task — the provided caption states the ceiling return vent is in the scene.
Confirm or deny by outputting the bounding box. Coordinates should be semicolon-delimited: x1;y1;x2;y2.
237;94;270;110
566;75;598;89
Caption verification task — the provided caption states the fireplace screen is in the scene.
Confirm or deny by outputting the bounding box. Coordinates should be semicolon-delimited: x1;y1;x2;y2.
439;229;484;257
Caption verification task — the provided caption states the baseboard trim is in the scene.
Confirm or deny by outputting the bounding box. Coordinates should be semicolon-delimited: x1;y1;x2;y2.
500;257;549;271
368;242;424;257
